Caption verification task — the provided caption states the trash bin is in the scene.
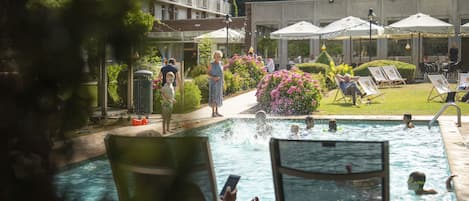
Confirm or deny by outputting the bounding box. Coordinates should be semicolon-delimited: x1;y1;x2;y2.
133;70;153;118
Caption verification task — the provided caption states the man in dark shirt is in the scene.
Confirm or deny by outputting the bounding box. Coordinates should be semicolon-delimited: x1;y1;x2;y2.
158;58;181;88
449;43;458;63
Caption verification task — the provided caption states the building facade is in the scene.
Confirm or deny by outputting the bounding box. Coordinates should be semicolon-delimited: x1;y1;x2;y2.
144;0;247;70
246;0;469;69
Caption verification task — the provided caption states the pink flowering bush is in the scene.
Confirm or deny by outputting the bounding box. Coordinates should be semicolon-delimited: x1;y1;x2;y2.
256;68;322;115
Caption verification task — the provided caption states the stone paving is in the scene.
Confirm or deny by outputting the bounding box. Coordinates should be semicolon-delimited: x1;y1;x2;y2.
53;90;469;200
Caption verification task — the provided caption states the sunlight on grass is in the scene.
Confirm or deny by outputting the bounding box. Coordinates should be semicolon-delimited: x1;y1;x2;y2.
317;83;469;115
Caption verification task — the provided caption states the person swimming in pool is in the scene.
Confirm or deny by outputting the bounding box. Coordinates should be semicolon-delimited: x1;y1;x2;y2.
255;110;272;138
407;171;457;195
403;113;415;129
328;119;337;132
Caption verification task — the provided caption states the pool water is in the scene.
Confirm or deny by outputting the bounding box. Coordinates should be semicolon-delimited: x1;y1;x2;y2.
55;119;456;201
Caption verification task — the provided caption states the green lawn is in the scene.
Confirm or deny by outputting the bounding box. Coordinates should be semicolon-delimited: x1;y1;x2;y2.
316;83;469;115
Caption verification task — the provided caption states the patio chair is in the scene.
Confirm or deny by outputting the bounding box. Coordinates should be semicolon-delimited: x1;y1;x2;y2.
270;138;390;201
427;74;457;102
381;65;406;85
357;76;385;102
368;67;393;88
332;76;358;104
104;135;219;201
457;72;469;90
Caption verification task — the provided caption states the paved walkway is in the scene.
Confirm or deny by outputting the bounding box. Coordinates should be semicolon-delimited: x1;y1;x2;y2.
53;90;469;200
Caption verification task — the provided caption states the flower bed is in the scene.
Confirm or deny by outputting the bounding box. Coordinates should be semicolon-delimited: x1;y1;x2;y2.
256;68;322;115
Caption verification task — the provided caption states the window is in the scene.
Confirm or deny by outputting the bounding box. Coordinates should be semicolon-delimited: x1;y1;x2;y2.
217;1;221;12
195;12;201;19
174;7;178;19
149;3;154;16
168;5;174;20
352;39;377;58
161;5;166;20
423;38;448;56
201;11;207;19
187;8;192;19
388;39;411;56
202;0;208;8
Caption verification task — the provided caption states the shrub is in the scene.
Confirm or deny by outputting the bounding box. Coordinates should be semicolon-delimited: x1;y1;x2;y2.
108;64;126;106
296;62;329;74
315;51;335;67
173;81;201;113
188;64;208;78
354;60;416;83
256;68;322;115
224;70;242;95
153;80;201;113
226;55;266;90
193;74;209;103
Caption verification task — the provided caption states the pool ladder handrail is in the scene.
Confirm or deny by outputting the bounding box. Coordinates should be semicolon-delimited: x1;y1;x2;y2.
428;102;461;129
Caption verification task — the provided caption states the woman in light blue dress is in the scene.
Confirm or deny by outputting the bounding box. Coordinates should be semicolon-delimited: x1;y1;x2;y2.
208;50;224;117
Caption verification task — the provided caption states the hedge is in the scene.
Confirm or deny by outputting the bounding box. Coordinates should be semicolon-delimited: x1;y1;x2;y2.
296;62;329;74
353;60;416;83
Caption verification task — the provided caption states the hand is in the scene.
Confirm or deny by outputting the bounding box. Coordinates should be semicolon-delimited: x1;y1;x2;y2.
221;187;237;201
213;76;220;81
172;99;176;103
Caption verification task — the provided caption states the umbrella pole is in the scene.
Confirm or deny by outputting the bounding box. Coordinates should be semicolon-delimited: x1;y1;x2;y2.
349;36;352;65
359;38;362;64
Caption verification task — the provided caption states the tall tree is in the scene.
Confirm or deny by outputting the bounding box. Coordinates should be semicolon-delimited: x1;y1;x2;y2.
1;0;151;200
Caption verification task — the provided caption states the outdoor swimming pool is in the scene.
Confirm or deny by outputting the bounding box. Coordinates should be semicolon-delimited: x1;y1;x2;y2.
54;119;456;201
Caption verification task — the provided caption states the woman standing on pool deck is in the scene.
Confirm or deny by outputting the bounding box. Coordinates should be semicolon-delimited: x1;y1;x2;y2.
208;50;224;117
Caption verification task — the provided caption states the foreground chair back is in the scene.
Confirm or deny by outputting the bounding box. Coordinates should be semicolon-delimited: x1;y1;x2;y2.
368;67;393;88
105;135;218;201
358;76;385;102
381;65;407;85
427;74;455;102
270;138;390;201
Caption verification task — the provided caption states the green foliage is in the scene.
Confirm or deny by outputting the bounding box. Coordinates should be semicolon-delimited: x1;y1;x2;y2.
224;70;242;95
189;64;208;78
310;73;327;94
227;55;266;90
174;82;201;113
117;69;129;105
124;9;154;41
315;51;335;66
107;64;126;106
137;46;162;78
257;37;277;58
256;69;322;115
153;81;201;113
198;38;213;65
296;62;329;74
354;60;416;83
287;40;309;60
193;75;209;103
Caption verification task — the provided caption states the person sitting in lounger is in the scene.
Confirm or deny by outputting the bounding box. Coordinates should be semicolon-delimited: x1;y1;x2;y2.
407;171;457;195
336;73;366;105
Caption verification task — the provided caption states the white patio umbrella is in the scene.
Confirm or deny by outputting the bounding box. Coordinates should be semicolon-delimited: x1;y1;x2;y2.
316;16;384;39
387;13;454;36
194;27;244;43
460;22;469;36
270;21;320;40
315;16;384;63
386;13;454;71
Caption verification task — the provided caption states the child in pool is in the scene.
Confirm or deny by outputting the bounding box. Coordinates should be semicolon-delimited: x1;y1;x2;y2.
255;110;272;137
403;113;415;129
328;119;337;132
305;116;314;130
289;124;300;139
